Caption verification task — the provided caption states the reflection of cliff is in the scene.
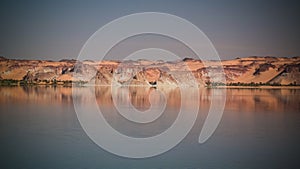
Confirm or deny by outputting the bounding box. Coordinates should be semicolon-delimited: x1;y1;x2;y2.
225;89;300;113
0;86;73;105
1;86;299;113
95;86;183;110
1;56;299;86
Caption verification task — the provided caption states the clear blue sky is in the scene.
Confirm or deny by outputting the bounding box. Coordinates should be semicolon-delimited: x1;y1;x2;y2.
0;0;299;60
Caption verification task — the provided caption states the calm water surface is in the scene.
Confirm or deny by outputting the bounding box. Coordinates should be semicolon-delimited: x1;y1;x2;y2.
0;86;299;169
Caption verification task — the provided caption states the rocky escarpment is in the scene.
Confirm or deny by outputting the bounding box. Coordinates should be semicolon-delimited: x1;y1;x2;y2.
0;56;300;86
94;63;183;86
91;60;205;86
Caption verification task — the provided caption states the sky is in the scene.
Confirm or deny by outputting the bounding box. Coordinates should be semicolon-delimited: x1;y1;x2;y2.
0;0;299;60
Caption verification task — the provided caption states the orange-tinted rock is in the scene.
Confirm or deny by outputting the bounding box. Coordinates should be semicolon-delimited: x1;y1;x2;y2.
144;68;160;84
1;56;300;86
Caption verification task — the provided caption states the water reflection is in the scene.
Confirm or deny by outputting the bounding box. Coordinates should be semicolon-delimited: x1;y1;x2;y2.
225;89;300;113
0;86;73;104
1;86;299;114
1;86;299;168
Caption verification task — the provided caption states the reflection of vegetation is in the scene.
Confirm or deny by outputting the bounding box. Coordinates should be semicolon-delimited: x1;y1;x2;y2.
1;79;298;87
205;81;299;87
0;79;19;86
205;81;225;87
226;82;274;86
0;79;87;86
226;82;297;86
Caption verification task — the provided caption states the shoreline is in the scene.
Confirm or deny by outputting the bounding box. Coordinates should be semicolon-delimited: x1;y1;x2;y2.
214;86;300;89
1;82;300;89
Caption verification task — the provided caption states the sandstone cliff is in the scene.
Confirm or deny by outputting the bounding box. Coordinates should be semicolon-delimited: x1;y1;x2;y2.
0;56;299;86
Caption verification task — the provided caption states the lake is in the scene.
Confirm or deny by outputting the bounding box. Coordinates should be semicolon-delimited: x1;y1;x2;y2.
0;86;299;169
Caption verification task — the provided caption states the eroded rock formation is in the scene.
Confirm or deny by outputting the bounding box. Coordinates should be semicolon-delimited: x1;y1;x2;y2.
0;56;300;86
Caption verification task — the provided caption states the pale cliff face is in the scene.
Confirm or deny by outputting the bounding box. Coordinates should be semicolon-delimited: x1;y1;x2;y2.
0;56;299;86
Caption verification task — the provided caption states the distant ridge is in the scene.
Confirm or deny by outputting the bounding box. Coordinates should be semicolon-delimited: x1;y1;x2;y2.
0;56;299;86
